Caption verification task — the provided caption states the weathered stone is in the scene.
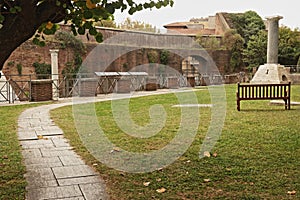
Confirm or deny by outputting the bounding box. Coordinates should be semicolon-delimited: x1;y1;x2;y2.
52;165;98;179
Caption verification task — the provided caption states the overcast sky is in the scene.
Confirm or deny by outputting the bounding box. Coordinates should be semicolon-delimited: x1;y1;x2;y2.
114;0;299;31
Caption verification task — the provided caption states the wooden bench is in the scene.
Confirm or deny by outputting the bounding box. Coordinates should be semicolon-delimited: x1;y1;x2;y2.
236;82;291;111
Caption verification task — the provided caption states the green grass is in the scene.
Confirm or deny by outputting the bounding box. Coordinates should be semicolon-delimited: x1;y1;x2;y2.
50;85;300;200
0;103;48;199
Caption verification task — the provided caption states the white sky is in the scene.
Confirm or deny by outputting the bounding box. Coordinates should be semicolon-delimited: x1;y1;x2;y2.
114;0;299;31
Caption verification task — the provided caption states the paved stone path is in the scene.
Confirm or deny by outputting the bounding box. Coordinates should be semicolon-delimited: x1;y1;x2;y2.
18;103;108;200
17;89;193;200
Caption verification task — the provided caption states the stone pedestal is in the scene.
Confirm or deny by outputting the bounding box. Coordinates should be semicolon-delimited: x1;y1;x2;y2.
250;64;290;84
31;80;53;101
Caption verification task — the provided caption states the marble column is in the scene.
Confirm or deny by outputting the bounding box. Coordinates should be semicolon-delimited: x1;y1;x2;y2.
50;49;59;100
266;16;283;64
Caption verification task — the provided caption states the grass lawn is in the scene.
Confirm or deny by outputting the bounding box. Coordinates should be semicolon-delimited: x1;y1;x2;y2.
49;84;300;200
0;103;48;199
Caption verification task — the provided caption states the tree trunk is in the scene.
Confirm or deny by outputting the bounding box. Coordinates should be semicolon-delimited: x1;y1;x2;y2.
0;0;69;70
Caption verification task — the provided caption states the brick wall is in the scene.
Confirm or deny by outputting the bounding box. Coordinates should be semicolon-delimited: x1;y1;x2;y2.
31;80;52;101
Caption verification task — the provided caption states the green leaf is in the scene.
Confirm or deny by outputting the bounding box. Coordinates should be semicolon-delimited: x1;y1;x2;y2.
33;38;40;45
89;27;97;36
43;28;54;35
106;4;115;14
9;7;17;14
56;0;61;6
155;2;162;9
128;7;136;15
39;41;46;47
83;21;92;29
78;26;85;35
0;14;4;23
83;10;93;19
95;33;103;43
14;6;22;12
93;8;105;16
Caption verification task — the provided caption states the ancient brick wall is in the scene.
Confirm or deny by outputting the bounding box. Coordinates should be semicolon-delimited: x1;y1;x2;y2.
31;80;52;101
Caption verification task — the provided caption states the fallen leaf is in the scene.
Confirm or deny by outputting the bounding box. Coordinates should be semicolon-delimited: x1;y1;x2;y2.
287;190;296;195
113;147;121;152
156;187;166;193
143;182;151;187
203;151;211;158
110;147;122;153
203;178;211;183
37;135;44;139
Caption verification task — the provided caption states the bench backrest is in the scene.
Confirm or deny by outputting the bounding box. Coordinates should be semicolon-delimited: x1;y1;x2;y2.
237;82;291;100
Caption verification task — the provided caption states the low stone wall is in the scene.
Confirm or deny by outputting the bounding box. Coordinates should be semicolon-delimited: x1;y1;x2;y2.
31;80;52;101
289;74;300;84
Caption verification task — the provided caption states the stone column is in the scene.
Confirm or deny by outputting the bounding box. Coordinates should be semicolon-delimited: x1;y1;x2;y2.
50;49;59;100
266;16;283;64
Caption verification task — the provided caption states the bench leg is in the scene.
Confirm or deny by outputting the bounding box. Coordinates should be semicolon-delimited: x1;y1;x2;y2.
237;99;240;111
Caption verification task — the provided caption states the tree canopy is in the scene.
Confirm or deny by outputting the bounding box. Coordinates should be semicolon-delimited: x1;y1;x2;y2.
0;0;174;70
243;26;300;70
228;10;265;46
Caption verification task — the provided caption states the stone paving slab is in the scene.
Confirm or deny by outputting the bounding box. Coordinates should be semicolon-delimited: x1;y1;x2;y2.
52;165;98;179
20;139;55;149
79;183;108;200
58;175;103;186
26;185;82;200
59;155;85;166
40;147;76;157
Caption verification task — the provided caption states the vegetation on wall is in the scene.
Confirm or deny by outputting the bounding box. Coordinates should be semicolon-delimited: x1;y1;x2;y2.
62;54;83;78
55;31;86;55
223;29;245;72
160;50;169;65
147;50;159;63
16;63;22;75
227;11;266;45
196;35;221;50
33;62;51;79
